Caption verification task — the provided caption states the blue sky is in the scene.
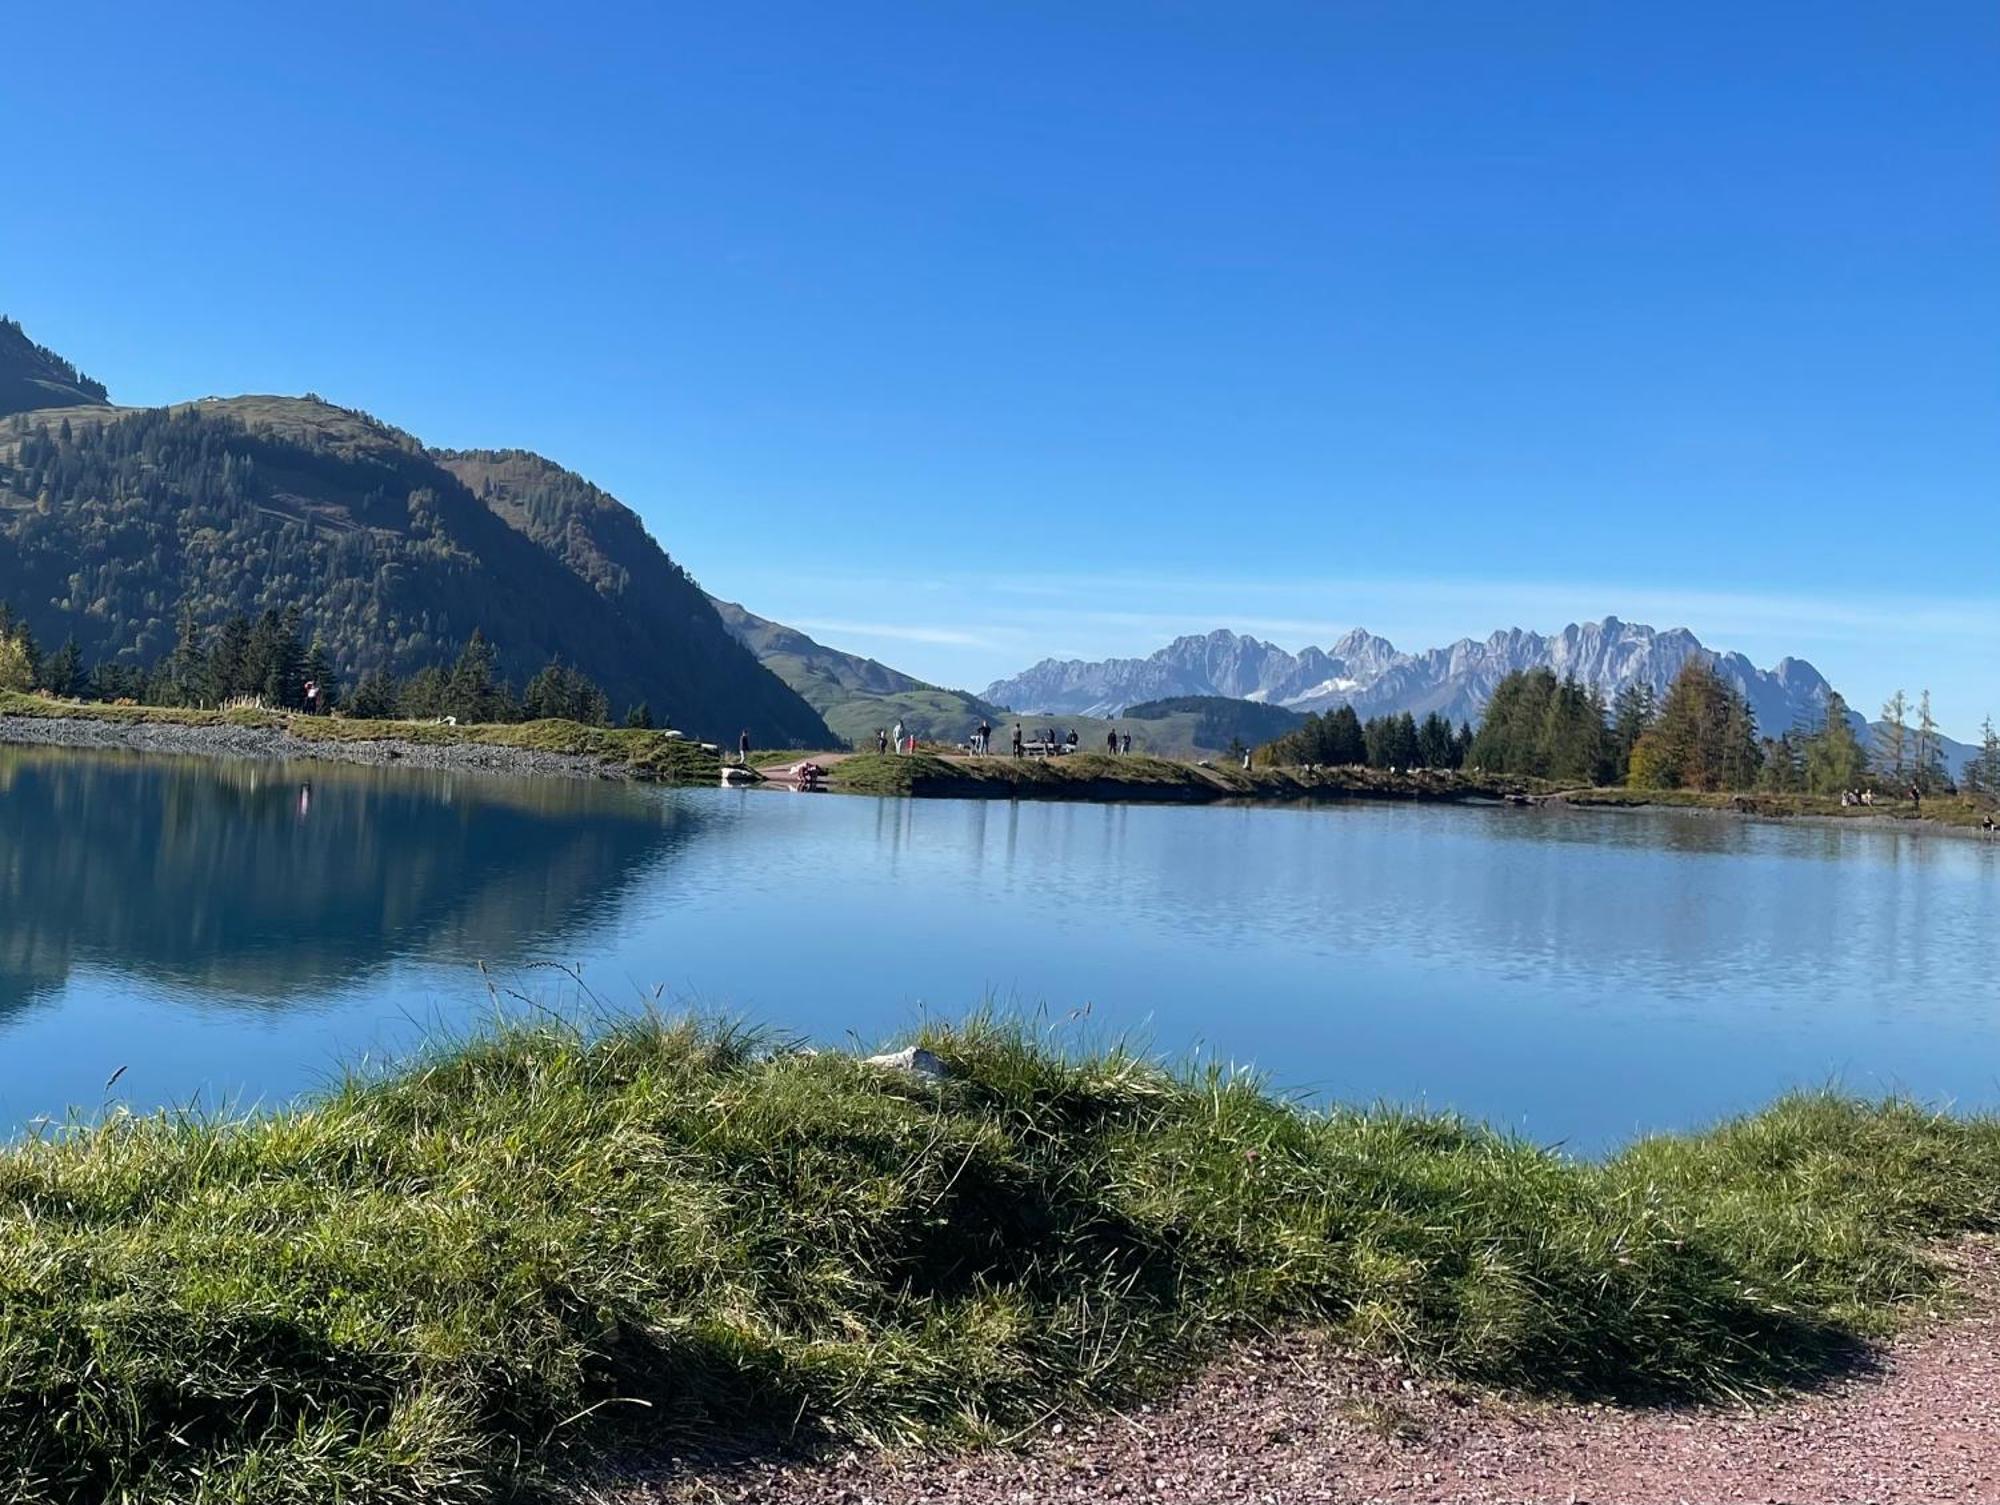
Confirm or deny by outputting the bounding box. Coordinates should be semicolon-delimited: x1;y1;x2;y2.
4;2;1995;735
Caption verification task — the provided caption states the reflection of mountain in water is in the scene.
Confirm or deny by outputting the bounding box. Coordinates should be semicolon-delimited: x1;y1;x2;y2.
0;748;701;1017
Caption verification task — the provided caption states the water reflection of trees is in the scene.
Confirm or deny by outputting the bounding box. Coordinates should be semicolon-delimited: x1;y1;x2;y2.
0;748;701;1016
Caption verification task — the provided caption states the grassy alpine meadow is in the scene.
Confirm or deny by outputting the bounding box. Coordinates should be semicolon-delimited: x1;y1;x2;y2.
0;1017;1996;1502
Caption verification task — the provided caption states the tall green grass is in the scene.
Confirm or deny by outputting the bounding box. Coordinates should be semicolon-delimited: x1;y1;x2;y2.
0;1017;1994;1502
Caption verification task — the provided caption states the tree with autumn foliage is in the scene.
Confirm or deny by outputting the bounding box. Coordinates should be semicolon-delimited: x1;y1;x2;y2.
1626;659;1762;792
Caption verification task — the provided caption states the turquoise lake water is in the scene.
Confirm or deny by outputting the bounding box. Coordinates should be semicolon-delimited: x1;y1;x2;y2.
5;744;1997;1149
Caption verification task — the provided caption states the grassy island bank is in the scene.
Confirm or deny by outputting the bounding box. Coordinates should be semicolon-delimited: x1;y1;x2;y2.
825;750;1534;805
1553;783;1999;830
0;690;722;783
3;1017;1996;1502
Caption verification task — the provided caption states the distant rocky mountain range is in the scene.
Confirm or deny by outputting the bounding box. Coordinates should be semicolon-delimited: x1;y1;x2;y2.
985;621;1977;775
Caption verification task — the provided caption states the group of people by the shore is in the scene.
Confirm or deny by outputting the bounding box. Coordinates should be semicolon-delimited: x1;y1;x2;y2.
873;717;1143;759
1837;784;1927;812
973;722;1133;758
874;721;918;755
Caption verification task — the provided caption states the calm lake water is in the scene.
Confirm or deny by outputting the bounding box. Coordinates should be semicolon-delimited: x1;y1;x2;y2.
5;744;1998;1149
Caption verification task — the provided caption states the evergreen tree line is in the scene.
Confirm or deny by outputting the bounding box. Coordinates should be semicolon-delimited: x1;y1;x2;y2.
0;599;653;729
1256;659;1983;798
1258;703;1472;771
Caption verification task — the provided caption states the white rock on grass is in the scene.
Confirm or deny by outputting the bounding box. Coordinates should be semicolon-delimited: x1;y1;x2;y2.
862;1046;949;1080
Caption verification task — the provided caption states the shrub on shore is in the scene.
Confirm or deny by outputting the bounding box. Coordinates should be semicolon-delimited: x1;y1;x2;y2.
0;1018;1995;1501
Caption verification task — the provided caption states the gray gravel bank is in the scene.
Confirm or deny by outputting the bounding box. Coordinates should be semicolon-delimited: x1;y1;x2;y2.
0;713;623;780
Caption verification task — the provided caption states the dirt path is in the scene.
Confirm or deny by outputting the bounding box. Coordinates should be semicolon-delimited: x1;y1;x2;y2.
610;1243;1999;1505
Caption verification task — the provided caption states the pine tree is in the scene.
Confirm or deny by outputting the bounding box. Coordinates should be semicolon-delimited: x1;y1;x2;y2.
1758;732;1804;793
347;670;400;720
399;666;450;719
1627;659;1761;791
206;614;252;703
1914;690;1946;792
1610;681;1657;768
624;701;654;730
1322;705;1366;765
43;637;83;698
1972;716;2000;798
167;604;205;707
446;630;505;722
1803;691;1866;795
1875;690;1909;779
1416;711;1454;769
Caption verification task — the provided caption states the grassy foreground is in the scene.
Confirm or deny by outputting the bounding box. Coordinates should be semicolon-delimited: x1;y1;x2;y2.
0;691;721;782
2;1018;1997;1502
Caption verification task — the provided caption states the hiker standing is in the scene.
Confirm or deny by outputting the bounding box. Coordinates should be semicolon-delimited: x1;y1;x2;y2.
892;719;906;755
1106;729;1118;755
876;727;888;755
1012;723;1024;758
738;729;751;765
1121;731;1131;755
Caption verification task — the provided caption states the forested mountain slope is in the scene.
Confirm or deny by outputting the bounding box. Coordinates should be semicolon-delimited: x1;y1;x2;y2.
0;317;109;417
0;381;830;743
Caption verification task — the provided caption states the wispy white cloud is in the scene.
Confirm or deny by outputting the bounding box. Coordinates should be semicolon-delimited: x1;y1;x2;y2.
789;619;997;648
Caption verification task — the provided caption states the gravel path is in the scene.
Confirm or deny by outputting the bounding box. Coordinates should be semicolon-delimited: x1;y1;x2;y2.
0;713;622;780
610;1242;1998;1505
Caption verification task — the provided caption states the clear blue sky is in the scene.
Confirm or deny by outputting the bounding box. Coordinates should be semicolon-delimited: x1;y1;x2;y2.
4;2;1995;735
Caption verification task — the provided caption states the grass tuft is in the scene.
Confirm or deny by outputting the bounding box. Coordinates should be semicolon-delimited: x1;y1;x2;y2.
0;1017;1992;1500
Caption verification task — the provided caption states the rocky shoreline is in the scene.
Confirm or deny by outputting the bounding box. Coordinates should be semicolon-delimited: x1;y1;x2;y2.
0;712;624;780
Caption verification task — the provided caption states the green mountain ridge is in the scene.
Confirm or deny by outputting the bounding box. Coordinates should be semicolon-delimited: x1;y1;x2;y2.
709;596;1002;747
0;317;109;417
0;324;832;745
